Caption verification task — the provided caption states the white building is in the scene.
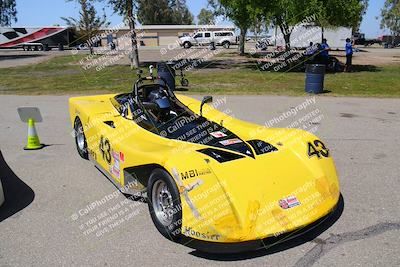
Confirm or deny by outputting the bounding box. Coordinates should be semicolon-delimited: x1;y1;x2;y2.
99;25;236;47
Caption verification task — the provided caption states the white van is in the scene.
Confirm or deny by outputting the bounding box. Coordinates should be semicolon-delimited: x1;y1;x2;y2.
179;31;238;49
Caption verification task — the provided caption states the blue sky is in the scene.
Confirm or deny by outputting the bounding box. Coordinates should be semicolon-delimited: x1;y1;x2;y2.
13;0;389;38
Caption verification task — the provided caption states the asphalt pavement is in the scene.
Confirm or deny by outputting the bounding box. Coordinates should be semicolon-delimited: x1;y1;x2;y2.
0;94;399;266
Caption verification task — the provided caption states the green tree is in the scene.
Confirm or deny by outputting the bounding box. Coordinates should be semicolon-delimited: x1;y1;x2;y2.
354;0;369;33
381;0;400;44
319;0;364;28
137;0;172;24
250;0;317;50
209;0;255;55
137;0;193;25
249;18;265;41
171;0;194;24
62;0;109;54
317;0;364;43
0;0;17;26
197;8;215;24
253;0;363;50
106;0;139;68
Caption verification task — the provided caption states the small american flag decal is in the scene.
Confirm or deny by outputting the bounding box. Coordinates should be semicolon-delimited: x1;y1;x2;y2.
279;196;301;209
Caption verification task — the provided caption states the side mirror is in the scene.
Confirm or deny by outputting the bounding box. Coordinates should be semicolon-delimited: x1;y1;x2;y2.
200;96;213;116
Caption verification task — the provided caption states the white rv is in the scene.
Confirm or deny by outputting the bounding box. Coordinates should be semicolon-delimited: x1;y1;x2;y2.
273;25;352;49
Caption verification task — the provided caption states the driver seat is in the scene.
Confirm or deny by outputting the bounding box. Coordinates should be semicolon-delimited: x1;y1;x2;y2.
140;84;164;102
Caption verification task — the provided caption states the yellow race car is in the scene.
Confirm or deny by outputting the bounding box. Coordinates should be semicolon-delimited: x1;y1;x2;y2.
69;72;340;250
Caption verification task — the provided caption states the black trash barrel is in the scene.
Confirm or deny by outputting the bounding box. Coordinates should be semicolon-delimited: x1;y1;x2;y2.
305;64;325;94
157;63;176;91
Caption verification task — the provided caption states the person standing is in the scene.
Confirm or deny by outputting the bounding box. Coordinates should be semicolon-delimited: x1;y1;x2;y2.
345;38;354;72
320;39;330;65
305;42;317;63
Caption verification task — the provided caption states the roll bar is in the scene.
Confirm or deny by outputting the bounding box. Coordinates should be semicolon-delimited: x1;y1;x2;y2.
132;75;174;102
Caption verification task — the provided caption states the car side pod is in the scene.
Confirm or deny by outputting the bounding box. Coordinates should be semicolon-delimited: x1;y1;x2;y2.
17;107;44;150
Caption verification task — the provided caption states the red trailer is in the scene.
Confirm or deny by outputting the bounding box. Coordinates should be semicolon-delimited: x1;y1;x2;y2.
0;27;71;50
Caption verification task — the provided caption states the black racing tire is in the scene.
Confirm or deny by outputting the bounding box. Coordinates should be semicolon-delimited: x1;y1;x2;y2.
148;169;182;241
183;42;192;49
222;41;231;49
74;117;89;160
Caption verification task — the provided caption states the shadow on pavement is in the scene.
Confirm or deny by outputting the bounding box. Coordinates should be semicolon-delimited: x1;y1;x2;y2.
185;194;344;260
0;150;35;222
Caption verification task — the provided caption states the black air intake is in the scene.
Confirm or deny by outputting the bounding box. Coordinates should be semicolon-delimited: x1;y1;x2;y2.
247;140;278;155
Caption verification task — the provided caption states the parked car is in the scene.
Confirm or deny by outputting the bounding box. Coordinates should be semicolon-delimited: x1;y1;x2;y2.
179;31;238;49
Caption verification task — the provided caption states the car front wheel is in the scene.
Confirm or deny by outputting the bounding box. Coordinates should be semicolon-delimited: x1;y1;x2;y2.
148;169;182;241
74;117;88;160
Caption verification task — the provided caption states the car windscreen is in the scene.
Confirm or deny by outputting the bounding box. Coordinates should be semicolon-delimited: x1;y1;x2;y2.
158;115;253;157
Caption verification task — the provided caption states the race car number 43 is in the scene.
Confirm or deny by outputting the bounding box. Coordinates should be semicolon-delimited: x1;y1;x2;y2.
99;136;112;164
308;140;329;159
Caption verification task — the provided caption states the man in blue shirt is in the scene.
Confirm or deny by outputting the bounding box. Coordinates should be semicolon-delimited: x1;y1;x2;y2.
320;39;330;64
345;38;354;72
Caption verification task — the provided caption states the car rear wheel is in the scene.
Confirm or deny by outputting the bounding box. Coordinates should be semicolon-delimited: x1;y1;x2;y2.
148;169;182;241
183;42;192;49
74;117;88;160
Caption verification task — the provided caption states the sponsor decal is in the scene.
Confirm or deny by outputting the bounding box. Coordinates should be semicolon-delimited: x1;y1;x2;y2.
210;131;227;138
119;151;125;162
274;230;287;237
110;151;121;180
180;168;211;180
219;138;242;146
183;227;220;241
279;196;301;209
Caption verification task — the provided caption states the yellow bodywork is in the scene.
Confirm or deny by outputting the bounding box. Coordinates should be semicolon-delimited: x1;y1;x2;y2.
69;94;340;243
